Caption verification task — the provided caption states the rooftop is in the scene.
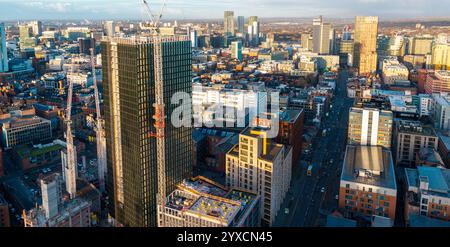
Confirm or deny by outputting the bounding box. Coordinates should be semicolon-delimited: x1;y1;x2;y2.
165;176;258;226
396;119;436;136
405;166;450;197
341;145;397;190
409;215;450;227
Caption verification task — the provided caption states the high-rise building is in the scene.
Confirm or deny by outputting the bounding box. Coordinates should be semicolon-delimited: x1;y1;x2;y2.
339;145;397;220
411;36;433;55
354;16;379;74
19;24;36;49
190;30;198;48
237;16;245;33
339;39;354;66
347;107;393;148
312;16;331;54
226;126;292;226
40;174;61;219
247;20;260;47
231;41;242;60
0;23;7;72
224;11;235;37
104;21;115;37
248;16;257;24
29;21;43;36
101;36;193;227
431;43;450;70
301;33;313;51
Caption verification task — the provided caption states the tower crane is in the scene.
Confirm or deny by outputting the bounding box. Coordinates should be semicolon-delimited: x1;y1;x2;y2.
64;66;77;199
141;0;167;227
90;48;107;193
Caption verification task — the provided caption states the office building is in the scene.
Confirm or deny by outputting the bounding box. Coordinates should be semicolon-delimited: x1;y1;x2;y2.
301;33;313;51
312;16;331;54
0;23;7;72
347;107;394;148
101;36;192;227
237;16;245;33
425;70;450;94
339;39;354;66
393;120;438;166
104;21;115;37
354;16;378;74
231;41;242;60
224;11;235;37
78;37;95;55
411;36;433;55
381;58;409;85
248;20;260;47
190;30;198;48
405;166;450;223
339;145;397;220
19;24;36;49
29;21;43;36
226;126;292;226
0;113;52;149
431;43;450;70
159;176;260;227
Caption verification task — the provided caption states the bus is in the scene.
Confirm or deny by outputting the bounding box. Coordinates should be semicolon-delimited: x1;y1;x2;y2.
307;164;313;176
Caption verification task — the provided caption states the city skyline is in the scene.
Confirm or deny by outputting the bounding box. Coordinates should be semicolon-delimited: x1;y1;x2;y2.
0;0;450;21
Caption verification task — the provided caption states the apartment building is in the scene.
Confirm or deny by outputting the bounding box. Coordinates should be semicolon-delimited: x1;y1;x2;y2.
226;126;292;226
348;107;394;148
339;145;397;221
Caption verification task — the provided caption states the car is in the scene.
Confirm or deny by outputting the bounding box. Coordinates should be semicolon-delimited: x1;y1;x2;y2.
335;195;339;200
320;187;325;193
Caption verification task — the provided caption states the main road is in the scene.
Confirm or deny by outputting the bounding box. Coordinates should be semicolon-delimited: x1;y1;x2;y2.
274;69;354;227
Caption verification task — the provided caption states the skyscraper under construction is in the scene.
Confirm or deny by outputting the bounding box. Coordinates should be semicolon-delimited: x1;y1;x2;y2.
101;36;192;227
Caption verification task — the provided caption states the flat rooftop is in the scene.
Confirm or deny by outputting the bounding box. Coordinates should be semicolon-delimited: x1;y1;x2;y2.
396;119;436;136
341;145;397;190
406;166;450;198
166;176;258;226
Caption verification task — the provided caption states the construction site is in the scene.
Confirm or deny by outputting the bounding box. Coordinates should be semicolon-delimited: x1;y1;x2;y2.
159;176;261;227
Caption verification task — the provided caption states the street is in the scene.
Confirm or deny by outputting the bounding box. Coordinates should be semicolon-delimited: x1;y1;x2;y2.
274;69;354;227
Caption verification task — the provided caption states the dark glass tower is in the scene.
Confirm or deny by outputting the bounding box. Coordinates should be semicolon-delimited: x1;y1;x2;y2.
101;36;192;227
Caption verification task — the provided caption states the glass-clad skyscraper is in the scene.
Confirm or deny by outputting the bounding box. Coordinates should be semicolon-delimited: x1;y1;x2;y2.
101;36;193;227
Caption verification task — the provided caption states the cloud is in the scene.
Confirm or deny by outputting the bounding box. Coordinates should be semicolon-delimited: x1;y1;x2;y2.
0;0;449;20
48;2;71;12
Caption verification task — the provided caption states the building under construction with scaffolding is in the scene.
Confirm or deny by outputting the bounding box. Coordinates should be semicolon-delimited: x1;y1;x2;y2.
159;176;261;227
101;35;193;227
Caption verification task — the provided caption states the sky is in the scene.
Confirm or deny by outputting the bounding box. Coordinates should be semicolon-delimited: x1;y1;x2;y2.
0;0;450;21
